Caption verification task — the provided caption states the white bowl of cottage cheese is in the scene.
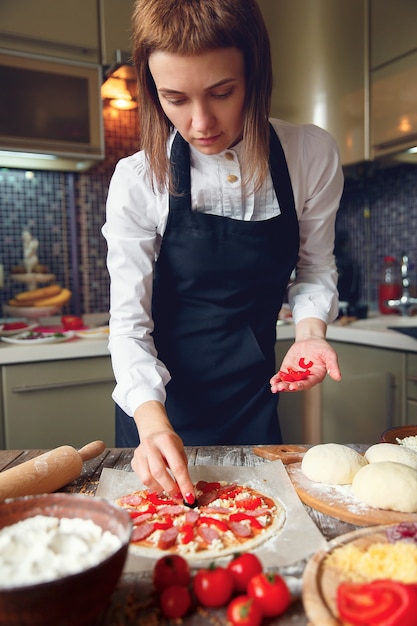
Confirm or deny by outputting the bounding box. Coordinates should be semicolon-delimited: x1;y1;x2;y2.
0;493;132;626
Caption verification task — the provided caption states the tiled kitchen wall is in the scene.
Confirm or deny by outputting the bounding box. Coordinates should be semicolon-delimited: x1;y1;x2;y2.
0;109;416;315
337;163;417;310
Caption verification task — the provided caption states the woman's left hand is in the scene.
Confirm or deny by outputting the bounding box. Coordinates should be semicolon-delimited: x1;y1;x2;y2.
270;319;341;393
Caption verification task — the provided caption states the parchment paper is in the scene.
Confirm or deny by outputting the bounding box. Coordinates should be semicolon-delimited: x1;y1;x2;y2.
96;460;327;571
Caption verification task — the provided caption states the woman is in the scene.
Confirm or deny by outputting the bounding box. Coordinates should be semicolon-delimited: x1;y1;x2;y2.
102;0;343;504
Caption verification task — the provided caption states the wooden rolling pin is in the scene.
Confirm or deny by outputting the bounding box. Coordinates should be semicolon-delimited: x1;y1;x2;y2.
0;440;106;502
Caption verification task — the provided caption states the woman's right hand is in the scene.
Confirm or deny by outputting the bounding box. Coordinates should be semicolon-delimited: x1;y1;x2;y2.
131;401;196;505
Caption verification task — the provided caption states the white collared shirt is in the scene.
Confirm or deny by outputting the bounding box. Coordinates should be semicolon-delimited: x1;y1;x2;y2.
102;118;344;415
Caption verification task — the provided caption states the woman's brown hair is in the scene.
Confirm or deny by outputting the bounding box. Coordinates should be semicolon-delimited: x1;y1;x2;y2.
132;0;272;193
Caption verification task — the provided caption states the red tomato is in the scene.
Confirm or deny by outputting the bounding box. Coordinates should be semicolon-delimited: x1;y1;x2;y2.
193;564;234;608
153;555;191;592
2;322;27;331
227;595;263;626
160;585;192;619
247;572;291;618
227;553;263;592
61;315;84;330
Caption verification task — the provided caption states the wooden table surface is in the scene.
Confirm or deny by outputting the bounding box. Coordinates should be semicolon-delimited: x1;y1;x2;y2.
0;445;368;626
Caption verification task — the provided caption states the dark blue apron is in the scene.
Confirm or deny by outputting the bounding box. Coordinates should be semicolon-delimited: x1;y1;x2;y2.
115;125;299;446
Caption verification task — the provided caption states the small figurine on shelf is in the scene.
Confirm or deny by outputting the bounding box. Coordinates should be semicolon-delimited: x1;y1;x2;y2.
22;231;39;274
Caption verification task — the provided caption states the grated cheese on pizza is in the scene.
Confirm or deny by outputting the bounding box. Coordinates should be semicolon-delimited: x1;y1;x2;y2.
115;480;285;560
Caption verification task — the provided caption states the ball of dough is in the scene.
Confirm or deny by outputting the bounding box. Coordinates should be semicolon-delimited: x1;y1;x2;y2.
301;443;368;484
365;442;417;470
352;461;417;512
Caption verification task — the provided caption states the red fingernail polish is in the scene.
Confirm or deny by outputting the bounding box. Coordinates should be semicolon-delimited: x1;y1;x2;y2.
184;492;195;505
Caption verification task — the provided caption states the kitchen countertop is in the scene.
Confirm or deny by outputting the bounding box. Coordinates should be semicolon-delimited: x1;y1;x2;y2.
0;444;367;626
277;314;417;352
1;313;417;366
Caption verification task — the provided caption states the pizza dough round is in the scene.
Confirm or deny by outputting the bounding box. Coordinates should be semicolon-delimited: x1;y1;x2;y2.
301;443;368;484
352;461;417;512
365;442;417;470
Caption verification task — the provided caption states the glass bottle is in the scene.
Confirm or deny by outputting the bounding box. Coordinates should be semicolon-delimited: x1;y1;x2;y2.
378;256;401;314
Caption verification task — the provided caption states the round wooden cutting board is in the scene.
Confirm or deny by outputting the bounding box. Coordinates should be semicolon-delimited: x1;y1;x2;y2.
302;525;399;626
286;462;417;526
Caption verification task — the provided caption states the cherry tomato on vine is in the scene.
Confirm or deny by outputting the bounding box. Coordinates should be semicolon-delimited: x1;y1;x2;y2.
227;553;263;592
227;595;263;626
160;585;192;619
193;564;234;607
153;554;191;592
247;572;291;617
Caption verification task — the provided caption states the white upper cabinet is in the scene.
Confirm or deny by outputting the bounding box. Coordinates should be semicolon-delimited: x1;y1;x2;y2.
0;0;135;66
257;0;417;168
0;0;100;63
99;0;135;66
370;0;417;161
371;0;417;69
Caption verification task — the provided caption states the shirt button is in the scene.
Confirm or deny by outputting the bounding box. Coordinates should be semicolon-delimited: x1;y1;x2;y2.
226;174;239;183
225;151;234;161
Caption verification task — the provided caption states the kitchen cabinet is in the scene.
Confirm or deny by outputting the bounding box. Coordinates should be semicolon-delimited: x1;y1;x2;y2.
322;342;405;444
370;0;417;161
256;0;368;167
1;357;116;449
0;0;100;62
406;353;417;425
370;0;417;69
99;0;135;66
255;0;417;168
0;0;135;66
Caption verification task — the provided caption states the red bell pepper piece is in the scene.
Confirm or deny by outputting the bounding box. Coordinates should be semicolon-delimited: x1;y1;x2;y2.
229;512;263;529
238;496;262;510
278;370;296;382
153;518;174;530
278;367;310;382
197;516;229;532
146;492;176;506
299;357;313;369
179;523;195;544
337;579;417;626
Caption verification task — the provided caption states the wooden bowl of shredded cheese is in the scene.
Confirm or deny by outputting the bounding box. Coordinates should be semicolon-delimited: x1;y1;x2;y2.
380;425;417;450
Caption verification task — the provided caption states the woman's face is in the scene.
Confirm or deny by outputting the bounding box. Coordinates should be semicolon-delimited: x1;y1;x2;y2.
149;47;246;155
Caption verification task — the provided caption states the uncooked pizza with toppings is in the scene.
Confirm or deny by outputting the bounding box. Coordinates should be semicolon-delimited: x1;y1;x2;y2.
116;480;286;559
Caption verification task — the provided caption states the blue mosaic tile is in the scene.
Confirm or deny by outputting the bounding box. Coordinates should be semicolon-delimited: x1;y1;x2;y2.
1;109;416;317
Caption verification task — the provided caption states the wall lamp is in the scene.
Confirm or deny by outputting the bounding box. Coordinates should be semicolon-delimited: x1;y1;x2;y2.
101;63;138;111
